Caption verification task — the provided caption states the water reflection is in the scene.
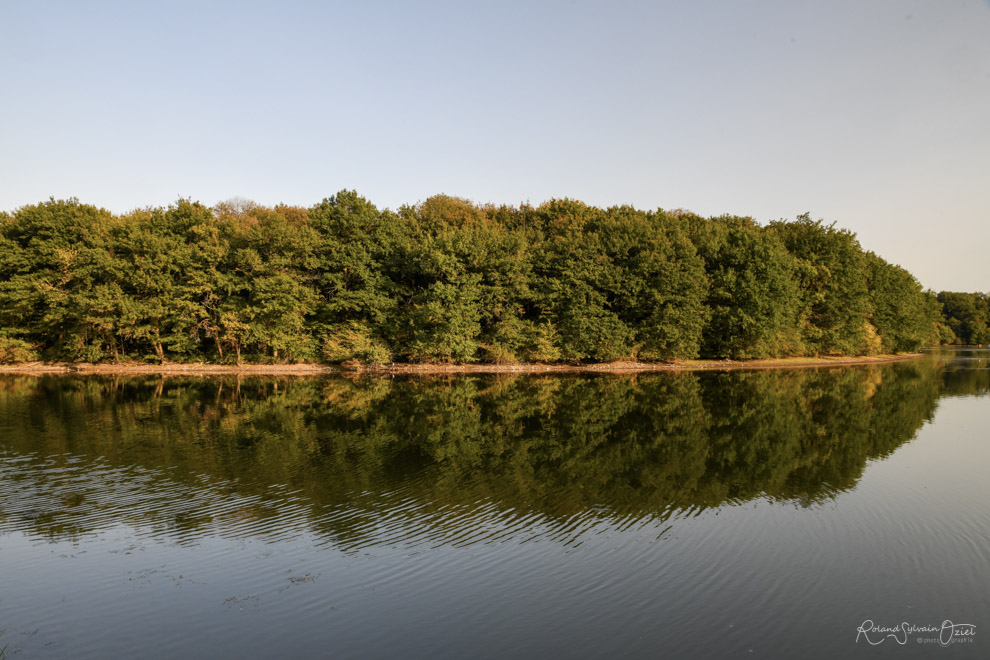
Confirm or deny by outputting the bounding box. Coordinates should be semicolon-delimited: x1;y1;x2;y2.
3;353;978;552
930;347;990;397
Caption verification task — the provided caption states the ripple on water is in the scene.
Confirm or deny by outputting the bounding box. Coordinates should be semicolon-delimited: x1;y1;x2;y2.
0;449;696;555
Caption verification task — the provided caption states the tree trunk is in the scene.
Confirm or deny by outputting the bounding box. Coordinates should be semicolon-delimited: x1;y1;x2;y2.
152;322;165;365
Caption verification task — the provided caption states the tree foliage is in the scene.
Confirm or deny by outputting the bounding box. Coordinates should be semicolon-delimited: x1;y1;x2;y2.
937;291;990;345
0;195;950;363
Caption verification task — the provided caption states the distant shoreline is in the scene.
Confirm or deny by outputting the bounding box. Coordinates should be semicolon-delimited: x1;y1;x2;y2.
0;354;923;376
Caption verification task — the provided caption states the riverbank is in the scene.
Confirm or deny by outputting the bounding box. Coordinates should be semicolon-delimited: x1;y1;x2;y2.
0;353;923;376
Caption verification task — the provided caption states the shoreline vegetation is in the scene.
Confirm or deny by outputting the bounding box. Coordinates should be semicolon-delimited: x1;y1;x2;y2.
1;192;984;368
0;353;922;376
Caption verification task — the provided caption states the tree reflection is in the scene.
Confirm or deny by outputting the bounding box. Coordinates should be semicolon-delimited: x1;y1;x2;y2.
0;355;970;548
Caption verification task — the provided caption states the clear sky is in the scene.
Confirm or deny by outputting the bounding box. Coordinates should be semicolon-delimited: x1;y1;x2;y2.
2;0;988;292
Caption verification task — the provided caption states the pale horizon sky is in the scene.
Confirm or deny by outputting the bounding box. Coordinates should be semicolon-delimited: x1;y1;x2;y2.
2;0;988;292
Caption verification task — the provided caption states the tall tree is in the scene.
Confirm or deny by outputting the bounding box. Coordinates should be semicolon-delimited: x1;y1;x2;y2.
865;252;940;352
684;215;802;359
770;215;871;355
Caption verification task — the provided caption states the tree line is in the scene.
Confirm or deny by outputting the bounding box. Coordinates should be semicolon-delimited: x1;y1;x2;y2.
0;192;965;365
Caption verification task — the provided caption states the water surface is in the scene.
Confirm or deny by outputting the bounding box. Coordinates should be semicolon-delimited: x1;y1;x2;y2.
1;350;987;657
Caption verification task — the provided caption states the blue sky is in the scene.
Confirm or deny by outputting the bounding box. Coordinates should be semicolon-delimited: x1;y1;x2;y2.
2;0;988;291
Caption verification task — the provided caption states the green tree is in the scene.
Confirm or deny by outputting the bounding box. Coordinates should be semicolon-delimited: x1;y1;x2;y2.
307;190;396;363
529;199;635;361
0;198;117;360
938;291;990;345
387;196;488;362
770;214;871;355
683;215;802;358
234;206;319;361
865;252;939;352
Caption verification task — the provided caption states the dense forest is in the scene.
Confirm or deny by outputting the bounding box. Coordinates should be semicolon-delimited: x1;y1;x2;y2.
0;192;972;365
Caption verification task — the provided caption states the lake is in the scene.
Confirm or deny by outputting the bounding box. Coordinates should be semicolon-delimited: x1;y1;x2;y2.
1;349;987;658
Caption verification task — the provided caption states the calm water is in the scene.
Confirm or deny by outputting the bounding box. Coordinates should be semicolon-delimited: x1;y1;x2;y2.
1;350;987;658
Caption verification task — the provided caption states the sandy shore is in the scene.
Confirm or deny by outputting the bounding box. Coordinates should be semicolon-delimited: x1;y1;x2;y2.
0;354;923;376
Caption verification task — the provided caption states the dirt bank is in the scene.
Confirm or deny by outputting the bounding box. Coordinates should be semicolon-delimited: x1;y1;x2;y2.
0;354;923;376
